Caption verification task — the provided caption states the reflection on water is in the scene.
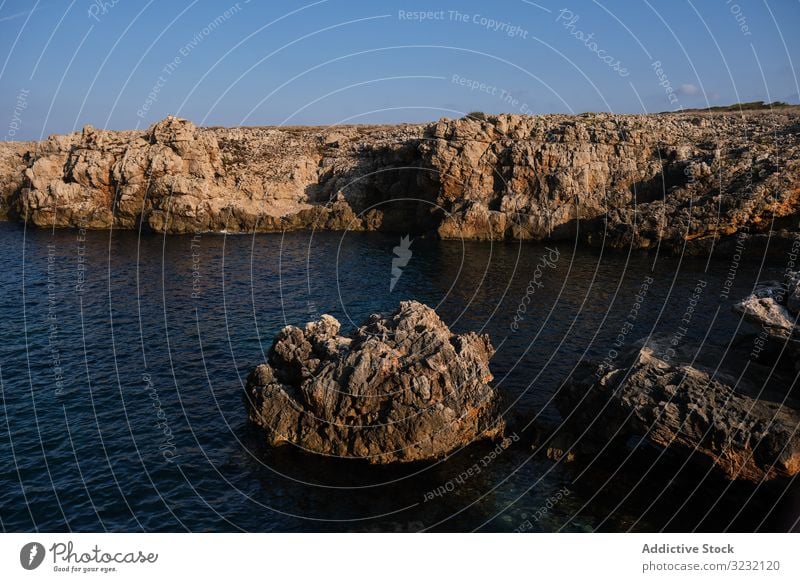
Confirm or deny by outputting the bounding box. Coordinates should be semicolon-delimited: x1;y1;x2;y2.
0;222;797;532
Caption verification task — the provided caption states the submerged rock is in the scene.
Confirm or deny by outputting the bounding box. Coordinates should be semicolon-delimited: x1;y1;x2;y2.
556;340;800;483
244;301;505;463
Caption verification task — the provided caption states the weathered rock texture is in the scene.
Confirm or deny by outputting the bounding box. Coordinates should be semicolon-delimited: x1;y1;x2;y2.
733;271;800;371
0;141;30;220
1;116;430;234
556;338;800;483
2;109;799;253
244;301;505;463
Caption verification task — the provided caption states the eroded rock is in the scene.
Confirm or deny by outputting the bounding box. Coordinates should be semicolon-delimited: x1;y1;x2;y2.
244;301;505;463
3;109;800;254
556;341;800;482
733;271;800;369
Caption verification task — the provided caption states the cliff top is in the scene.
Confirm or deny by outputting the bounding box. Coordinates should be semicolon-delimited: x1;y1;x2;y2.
5;104;799;146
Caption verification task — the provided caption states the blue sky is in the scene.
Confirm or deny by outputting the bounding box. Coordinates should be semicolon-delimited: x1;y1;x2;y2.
1;0;799;139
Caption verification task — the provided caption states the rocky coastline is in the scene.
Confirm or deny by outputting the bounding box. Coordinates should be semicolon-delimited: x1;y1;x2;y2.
547;270;800;483
2;108;799;254
5;110;799;479
244;273;800;482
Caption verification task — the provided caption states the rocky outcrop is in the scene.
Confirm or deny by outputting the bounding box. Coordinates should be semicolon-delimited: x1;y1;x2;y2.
244;301;505;463
426;112;800;253
0;141;31;220
550;274;800;483
733;271;800;371
2;108;799;253
17;118;227;230
4;116;431;233
556;339;800;482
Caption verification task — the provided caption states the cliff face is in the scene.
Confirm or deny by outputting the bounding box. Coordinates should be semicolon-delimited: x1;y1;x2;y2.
2;110;798;253
427;111;800;253
0;140;30;221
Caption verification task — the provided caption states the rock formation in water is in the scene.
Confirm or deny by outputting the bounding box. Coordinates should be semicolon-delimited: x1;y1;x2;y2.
733;270;800;371
554;327;800;482
244;301;505;463
2;109;799;253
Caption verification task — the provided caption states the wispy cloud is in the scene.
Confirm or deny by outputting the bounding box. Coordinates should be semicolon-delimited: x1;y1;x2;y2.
0;5;44;24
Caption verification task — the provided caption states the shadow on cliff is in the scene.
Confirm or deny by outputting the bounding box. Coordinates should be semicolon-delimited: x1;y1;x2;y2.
303;138;443;235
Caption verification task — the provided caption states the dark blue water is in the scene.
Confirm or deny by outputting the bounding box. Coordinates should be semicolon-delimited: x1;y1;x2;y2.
0;221;797;532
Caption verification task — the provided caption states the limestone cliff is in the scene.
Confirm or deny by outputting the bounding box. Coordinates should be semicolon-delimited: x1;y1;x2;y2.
1;110;798;253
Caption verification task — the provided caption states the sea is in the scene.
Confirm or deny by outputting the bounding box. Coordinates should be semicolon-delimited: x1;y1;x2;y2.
0;221;797;532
